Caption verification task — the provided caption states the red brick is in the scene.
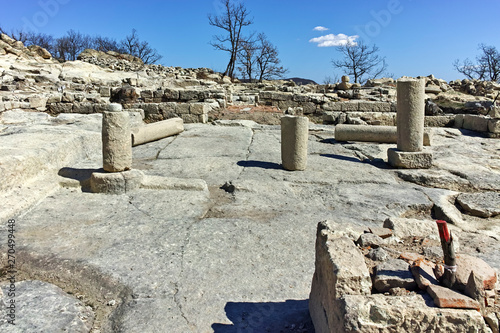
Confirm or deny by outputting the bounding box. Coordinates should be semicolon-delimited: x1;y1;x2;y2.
427;284;481;310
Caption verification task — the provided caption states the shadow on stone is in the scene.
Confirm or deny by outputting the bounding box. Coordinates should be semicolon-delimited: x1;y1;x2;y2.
212;299;314;333
58;167;102;192
237;160;282;170
320;154;391;169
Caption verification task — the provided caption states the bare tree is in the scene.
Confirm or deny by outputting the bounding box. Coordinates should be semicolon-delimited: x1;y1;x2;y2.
209;0;253;79
254;33;288;82
331;40;387;84
237;38;258;81
92;36;122;53
120;29;162;64
453;44;500;82
54;30;92;61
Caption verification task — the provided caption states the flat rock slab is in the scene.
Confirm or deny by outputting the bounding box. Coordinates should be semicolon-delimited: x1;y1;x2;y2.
427;284;480;310
334;294;487;332
455;254;498;290
411;259;439;290
457;192;500;218
374;259;417;292
0;280;94;332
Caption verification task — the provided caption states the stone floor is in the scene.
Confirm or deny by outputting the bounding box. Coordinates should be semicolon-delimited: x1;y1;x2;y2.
0;111;499;332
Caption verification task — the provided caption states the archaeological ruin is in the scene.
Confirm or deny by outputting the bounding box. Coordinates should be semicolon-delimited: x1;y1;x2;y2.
0;33;499;332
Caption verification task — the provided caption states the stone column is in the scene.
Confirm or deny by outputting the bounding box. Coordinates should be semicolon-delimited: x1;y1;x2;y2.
388;78;432;169
396;78;425;152
102;103;132;172
281;115;308;171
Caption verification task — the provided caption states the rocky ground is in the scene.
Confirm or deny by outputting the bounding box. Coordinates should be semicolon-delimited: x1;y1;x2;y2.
0;33;499;332
0;109;498;332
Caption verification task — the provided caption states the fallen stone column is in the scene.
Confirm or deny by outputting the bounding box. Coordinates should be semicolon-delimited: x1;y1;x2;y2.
335;124;431;146
102;103;132;172
388;78;433;168
281;115;308;171
131;117;184;146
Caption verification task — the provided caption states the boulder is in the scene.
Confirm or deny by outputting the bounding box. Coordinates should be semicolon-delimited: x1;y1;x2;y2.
27;45;52;59
457;191;500;218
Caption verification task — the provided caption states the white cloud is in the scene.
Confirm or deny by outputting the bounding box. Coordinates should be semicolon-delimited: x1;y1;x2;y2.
313;26;329;31
309;33;359;47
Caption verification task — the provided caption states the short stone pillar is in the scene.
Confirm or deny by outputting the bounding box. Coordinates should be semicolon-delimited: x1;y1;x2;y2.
281;115;308;171
388;78;433;169
102;103;132;172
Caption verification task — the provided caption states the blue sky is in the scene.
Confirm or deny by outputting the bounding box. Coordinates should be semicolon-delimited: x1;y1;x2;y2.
1;0;499;84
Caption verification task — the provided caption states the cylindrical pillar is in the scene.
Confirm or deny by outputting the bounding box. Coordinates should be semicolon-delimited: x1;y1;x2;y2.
397;78;425;152
281;115;308;171
102;103;132;172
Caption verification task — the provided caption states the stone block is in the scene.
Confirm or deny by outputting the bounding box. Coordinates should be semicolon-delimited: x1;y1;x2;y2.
488;106;500;118
383;217;437;239
190;103;210;115
72;102;94;114
164;88;180;100
411;259;439;290
309;221;371;333
322;102;343;111
463;115;489;132
199;113;208;124
142;103;160;118
358;101;391;112
99;87;111;97
341;102;359;111
48;102;73;114
425;115;455;127
323;294;487;332
293;94;311;102
455;254;497;291
181;114;200;123
29;96;47;109
356;233;385;248
47;94;62;104
373;259;417;292
175;103;190;114
454;114;464;128
271;92;293;101
387;148;433;169
489;119;500;133
90;170;144;194
179;89;202;101
427;285;480;310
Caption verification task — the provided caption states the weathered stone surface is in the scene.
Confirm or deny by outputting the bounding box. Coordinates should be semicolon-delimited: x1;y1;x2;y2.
0;280;94;332
90;169;144;194
397;78;425;152
463;114;490;132
131;117;184;146
427;284;480;310
327;294;487;332
309;222;371;333
281;115;308;171
102;105;132;172
111;86;138;104
489;118;500;133
387;148;433;169
411;259;439;290
455;254;498;290
457;191;500;218
383;217;438;239
368;248;389;261
373;259;417;292
464;271;486;313
356;233;385;248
